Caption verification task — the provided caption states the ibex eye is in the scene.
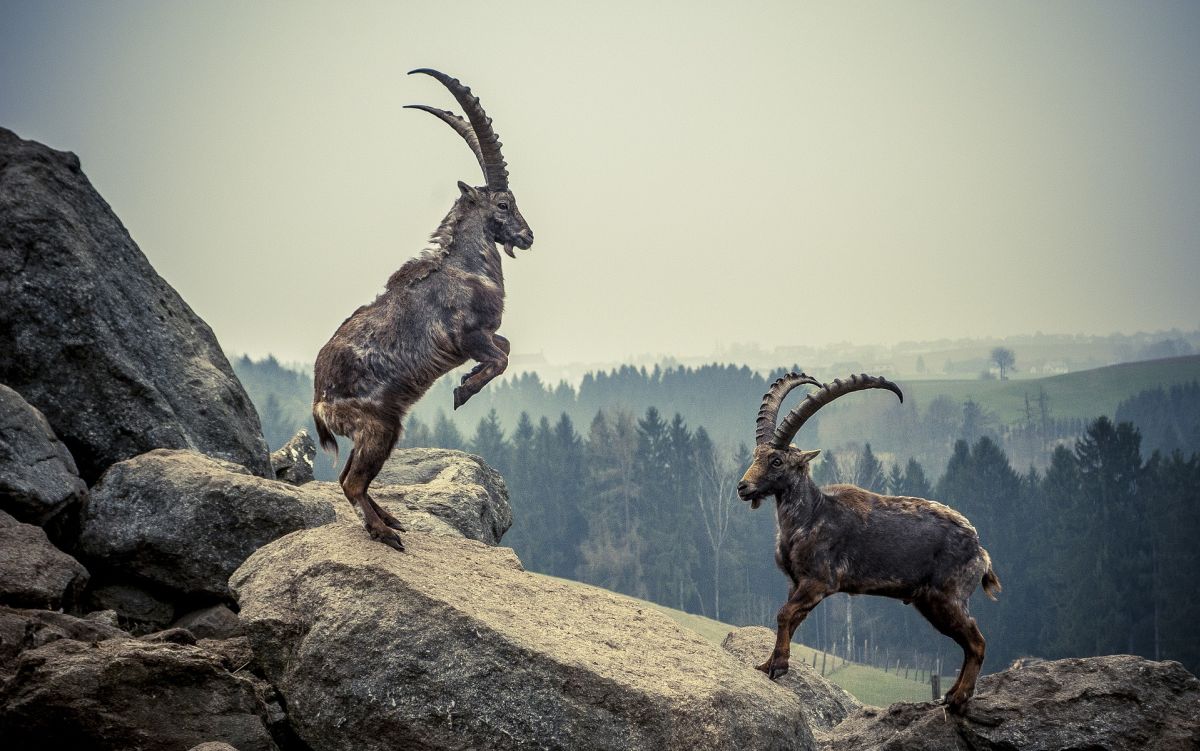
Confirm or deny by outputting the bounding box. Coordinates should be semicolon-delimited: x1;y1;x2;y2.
771;457;783;467
498;202;509;210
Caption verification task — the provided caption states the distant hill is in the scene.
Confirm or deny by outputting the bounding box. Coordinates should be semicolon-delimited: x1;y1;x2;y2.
900;355;1200;423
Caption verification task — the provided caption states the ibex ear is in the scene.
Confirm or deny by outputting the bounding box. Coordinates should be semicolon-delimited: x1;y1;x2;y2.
457;181;481;202
797;449;821;464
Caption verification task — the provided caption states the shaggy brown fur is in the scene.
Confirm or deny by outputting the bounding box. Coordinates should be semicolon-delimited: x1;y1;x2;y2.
312;70;532;552
739;373;1001;712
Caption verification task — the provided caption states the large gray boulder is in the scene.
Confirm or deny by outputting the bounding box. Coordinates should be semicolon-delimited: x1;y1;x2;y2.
0;637;278;751
0;510;89;610
78;449;334;599
721;626;862;732
0;384;87;526
231;524;814;751
0;128;271;482
374;447;512;544
823;654;1200;751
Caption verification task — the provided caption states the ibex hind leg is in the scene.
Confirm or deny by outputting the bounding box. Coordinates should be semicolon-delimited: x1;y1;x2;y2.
914;595;986;712
342;419;405;552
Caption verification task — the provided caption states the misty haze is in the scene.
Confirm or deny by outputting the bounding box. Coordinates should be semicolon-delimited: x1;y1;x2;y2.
2;2;1199;749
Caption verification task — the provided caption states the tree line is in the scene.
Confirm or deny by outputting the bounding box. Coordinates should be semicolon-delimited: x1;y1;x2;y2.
233;356;1200;675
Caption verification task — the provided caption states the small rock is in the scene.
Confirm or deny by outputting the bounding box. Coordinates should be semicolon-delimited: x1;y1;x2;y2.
82;609;121;628
189;744;242;751
85;583;176;633
173;604;243;640
0;384;87;526
270;429;316;485
721;626;862;732
140;627;197;645
197;636;256;673
374;447;513;544
0;510;88;610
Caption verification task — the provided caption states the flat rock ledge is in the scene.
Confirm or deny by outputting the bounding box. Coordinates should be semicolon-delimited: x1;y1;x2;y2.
231;524;814;751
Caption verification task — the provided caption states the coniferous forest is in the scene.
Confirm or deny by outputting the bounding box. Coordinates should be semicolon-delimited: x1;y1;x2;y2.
236;355;1200;677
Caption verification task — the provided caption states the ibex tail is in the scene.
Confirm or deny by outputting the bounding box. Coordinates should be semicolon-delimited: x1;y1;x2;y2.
312;404;339;459
981;551;1002;601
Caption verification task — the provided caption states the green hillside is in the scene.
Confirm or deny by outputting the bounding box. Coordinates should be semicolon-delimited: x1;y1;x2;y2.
535;574;936;706
902;355;1200;423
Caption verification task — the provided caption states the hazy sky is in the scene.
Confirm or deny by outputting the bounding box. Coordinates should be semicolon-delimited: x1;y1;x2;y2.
2;1;1198;366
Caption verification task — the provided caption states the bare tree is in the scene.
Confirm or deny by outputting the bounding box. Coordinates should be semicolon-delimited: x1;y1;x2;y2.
695;441;738;620
990;347;1016;380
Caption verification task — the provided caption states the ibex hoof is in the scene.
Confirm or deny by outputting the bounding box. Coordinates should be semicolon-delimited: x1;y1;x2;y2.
369;527;406;552
756;659;789;680
453;386;472;410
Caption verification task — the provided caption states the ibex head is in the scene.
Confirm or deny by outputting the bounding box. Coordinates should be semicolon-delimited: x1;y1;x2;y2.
407;68;534;257
737;372;903;507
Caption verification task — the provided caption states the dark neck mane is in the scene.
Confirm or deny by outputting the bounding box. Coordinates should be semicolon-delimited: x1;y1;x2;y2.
386;196;503;290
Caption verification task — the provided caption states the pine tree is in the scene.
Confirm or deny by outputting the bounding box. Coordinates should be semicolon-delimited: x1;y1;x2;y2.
431;410;465;450
469;408;509;475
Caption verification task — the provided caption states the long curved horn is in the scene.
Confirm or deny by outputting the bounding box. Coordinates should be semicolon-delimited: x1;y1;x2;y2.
402;105;487;178
408;68;509;191
772;373;903;448
755;372;824;445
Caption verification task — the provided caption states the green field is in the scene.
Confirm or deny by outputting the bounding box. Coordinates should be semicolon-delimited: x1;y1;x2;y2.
535;573;937;706
902;355;1200;423
640;600;936;705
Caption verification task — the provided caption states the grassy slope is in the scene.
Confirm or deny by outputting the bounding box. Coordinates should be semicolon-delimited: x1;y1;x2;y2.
534;573;934;705
902;355;1200;423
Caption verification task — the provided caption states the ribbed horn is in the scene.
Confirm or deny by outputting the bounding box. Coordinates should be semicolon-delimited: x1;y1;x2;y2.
755;372;824;445
402;105;487;179
408;68;509;191
772;373;903;449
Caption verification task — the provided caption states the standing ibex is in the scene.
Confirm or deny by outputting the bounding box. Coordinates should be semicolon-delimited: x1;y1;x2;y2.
312;69;533;552
738;373;1001;711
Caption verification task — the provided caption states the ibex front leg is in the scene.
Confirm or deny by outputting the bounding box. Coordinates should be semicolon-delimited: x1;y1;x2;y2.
759;579;828;680
453;332;509;409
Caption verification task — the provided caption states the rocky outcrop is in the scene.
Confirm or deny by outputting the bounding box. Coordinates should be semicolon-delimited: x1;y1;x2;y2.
0;606;125;678
373;447;513;544
823;654;1200;751
78;450;334;599
721;626;862;732
269;428;316;485
0;510;88;610
0;128;271;482
303;448;514;545
0;637;278;751
231;524;814;751
0;385;87;527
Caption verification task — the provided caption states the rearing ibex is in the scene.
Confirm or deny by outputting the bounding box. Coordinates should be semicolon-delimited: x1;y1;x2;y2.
738;373;1001;711
312;69;533;552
